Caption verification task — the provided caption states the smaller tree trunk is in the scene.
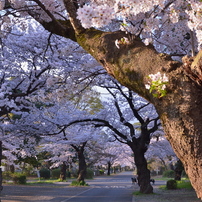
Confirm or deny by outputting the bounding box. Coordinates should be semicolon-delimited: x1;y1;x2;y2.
134;151;153;194
113;167;116;174
107;161;111;176
60;162;67;181
10;165;15;173
77;151;87;182
174;160;184;181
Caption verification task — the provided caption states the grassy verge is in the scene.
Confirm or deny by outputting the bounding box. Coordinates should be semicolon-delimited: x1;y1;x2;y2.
177;181;193;189
26;179;62;185
159;180;193;190
153;176;188;181
70;180;89;186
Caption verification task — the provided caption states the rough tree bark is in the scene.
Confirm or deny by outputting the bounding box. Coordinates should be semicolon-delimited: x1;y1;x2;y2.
31;2;202;198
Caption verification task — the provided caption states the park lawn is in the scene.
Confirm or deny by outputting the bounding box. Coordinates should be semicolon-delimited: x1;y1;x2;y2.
159;180;193;190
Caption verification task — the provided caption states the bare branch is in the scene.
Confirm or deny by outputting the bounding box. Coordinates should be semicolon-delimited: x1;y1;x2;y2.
65;118;128;141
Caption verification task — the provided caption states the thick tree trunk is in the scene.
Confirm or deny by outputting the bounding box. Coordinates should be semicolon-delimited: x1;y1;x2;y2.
107;161;111;176
154;66;202;198
128;137;153;194
60;162;67;181
77;150;87;182
71;142;87;183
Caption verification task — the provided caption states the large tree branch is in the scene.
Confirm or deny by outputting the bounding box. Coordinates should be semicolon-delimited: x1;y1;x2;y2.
126;90;145;124
148;116;161;134
113;100;135;138
34;17;183;104
65;118;128;141
106;83;145;124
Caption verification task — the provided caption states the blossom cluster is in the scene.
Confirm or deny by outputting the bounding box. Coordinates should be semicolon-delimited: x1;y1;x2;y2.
145;72;169;98
75;0;202;54
0;0;201;54
76;4;114;28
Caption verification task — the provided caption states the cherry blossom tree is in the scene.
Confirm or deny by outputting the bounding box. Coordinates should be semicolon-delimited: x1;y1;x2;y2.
0;124;40;189
12;71;160;193
96;141;134;175
1;0;202;198
0;15;102;188
146;136;177;171
62;79;161;193
40;125;99;182
41;142;73;180
18;79;104;183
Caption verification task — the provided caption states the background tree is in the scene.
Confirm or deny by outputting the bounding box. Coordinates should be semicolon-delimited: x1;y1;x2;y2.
41;124;101;183
146;136;177;171
63;80;161;194
174;159;184;181
0;13;104;186
97;141;134;176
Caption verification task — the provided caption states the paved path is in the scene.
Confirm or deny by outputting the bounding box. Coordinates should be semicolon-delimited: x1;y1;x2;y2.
1;184;90;202
0;171;135;202
62;187;133;202
64;171;134;202
86;171;134;188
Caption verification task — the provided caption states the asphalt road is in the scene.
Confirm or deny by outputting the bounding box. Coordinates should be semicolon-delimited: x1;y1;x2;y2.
1;171;135;202
63;171;135;202
61;187;133;202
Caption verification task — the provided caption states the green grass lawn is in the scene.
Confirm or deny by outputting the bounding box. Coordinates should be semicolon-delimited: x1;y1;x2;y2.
153;176;189;181
26;179;62;185
159;180;193;190
177;180;193;189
